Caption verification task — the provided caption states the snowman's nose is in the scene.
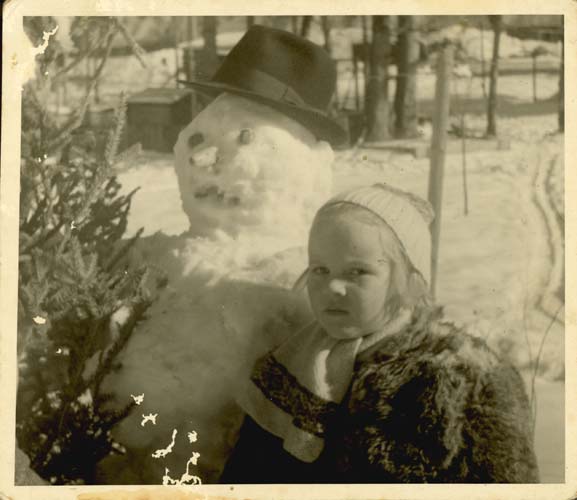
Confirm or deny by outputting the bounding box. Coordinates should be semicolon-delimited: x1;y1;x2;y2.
189;146;219;169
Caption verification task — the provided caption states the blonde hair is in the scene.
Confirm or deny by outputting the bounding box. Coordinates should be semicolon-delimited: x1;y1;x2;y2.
295;202;432;314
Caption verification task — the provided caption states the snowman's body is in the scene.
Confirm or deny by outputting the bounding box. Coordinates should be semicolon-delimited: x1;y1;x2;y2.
96;94;334;484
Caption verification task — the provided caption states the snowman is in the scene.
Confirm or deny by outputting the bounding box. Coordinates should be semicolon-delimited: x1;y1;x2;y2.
96;25;346;484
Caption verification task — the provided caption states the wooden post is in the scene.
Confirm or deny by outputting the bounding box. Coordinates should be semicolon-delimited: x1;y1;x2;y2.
427;43;453;299
458;76;470;216
460;103;469;216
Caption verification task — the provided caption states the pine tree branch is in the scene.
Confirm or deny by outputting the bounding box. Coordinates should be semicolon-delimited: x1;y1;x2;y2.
54;310;109;438
112;142;142;168
52;42;104;82
107;399;136;427
21;195;49;234
18;17;157;483
35;160;58;231
113;18;147;69
91;298;151;399
21;221;67;256
103;226;144;274
103;93;127;167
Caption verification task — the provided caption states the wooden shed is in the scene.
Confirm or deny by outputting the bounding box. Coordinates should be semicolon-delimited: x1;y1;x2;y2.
126;88;197;153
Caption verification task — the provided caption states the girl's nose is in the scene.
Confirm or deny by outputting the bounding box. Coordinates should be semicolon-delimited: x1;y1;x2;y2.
328;279;347;296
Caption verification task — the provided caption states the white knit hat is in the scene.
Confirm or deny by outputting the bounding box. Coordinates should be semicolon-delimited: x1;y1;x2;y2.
317;183;434;285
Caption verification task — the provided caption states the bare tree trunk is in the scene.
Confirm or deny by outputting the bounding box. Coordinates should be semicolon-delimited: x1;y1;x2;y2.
393;15;419;138
196;16;219;81
486;15;502;137
300;16;312;38
558;32;564;132
187;17;196;41
291;16;299;33
173;16;181;87
183;18;197;82
365;16;392;141
271;16;288;30
321;16;332;55
361;16;369;111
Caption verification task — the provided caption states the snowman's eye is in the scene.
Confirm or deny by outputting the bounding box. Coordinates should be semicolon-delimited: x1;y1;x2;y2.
188;133;204;149
239;128;254;145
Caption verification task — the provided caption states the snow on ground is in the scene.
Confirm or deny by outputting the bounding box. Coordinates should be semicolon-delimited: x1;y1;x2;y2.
433;25;562;61
530;378;565;483
39;21;566;483
332;118;564;382
48;23;561;116
116;112;565;481
118;113;564;380
337;62;560;114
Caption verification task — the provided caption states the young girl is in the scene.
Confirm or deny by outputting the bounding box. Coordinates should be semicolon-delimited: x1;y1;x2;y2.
221;183;539;483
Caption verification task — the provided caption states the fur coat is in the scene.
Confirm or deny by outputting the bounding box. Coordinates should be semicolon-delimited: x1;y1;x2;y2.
220;307;539;483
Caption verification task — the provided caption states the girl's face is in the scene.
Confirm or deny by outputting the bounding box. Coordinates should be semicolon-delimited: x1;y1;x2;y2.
307;211;396;339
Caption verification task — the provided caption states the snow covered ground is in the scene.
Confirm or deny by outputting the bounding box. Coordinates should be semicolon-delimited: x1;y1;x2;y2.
118;113;564;377
30;20;566;484
73;29;564;483
48;21;562;117
114;109;564;482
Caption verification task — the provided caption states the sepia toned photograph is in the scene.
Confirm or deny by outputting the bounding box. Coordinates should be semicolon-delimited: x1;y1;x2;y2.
1;6;572;498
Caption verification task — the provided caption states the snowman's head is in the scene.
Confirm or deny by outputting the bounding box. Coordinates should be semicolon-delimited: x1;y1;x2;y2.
173;93;334;243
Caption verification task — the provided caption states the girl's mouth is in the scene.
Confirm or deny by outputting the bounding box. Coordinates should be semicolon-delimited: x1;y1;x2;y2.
324;308;348;316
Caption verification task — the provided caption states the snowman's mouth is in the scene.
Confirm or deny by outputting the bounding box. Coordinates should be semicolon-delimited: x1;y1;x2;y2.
194;184;241;206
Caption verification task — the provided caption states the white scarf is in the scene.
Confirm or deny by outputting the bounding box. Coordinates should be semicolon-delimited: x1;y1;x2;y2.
236;309;412;462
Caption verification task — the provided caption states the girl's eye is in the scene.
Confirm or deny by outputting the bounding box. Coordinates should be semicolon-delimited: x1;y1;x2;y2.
311;266;329;275
348;268;368;277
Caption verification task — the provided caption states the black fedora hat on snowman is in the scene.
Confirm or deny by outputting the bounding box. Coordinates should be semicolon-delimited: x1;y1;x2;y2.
179;24;347;146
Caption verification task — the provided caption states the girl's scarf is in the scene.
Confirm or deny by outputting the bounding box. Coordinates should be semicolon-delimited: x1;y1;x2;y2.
236;309;412;463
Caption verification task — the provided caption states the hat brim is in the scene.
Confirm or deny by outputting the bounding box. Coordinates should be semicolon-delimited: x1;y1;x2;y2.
179;80;348;147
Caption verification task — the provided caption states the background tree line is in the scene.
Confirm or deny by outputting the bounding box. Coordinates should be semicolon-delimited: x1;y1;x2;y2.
190;15;563;142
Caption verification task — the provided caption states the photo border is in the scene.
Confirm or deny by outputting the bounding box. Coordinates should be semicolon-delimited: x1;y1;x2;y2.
2;1;575;499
